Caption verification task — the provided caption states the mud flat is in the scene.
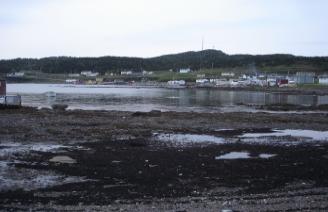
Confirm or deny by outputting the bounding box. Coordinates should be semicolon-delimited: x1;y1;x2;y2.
1;107;328;211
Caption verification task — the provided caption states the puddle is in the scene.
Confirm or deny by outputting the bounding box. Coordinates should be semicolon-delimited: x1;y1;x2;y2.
215;152;250;160
215;129;235;132
215;152;276;160
259;153;276;159
240;129;328;141
49;156;76;164
0;143;69;158
0;143;89;191
0;143;89;159
153;129;328;147
166;96;180;99
154;133;224;144
0;164;87;191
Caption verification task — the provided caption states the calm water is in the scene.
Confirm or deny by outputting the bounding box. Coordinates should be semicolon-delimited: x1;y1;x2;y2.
7;83;328;112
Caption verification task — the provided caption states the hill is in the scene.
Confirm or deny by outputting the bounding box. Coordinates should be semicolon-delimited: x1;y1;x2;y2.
0;50;328;74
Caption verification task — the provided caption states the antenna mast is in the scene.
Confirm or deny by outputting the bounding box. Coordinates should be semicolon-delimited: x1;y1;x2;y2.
201;37;204;51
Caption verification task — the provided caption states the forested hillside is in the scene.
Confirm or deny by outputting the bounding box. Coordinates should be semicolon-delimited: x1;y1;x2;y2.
1;50;328;74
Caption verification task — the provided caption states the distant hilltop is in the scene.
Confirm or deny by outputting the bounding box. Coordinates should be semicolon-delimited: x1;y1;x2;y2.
0;50;328;74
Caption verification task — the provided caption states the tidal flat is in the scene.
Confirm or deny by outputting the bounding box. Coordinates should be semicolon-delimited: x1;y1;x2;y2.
1;107;328;211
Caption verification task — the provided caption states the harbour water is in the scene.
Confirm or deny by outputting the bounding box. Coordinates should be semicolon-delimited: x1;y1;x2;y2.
7;83;328;112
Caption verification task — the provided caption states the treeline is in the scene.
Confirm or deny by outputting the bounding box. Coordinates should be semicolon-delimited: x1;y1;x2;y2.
1;50;328;74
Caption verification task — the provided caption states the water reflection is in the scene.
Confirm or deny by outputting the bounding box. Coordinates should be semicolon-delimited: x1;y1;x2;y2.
7;84;328;112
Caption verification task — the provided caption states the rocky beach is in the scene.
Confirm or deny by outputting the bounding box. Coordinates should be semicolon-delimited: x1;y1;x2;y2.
1;107;328;211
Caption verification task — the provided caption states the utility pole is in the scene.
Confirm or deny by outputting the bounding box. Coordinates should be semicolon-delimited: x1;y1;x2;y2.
200;37;204;71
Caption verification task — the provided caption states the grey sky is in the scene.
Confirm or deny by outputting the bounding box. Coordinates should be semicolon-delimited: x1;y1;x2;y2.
0;0;327;59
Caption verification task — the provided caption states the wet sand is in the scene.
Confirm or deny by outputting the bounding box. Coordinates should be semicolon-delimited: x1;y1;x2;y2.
1;107;328;211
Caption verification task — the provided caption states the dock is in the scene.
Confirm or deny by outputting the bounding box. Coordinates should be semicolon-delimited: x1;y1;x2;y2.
0;80;22;108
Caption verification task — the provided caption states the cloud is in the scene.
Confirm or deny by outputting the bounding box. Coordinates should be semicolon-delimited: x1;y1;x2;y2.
0;0;327;58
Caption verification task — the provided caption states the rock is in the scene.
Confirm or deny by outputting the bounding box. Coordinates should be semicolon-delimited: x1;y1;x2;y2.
52;104;68;111
132;110;161;117
49;156;76;164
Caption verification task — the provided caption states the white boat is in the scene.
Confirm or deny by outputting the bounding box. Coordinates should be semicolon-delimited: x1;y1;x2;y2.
45;91;56;97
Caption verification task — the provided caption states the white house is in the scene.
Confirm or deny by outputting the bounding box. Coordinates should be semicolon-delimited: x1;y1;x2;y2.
319;76;328;84
81;71;99;77
196;79;209;84
121;71;132;75
142;71;153;75
221;72;235;77
179;68;191;74
229;79;239;86
209;79;219;83
81;71;92;75
167;80;186;86
296;72;315;84
7;72;25;77
89;72;99;77
267;79;277;87
65;79;78;84
209;79;229;86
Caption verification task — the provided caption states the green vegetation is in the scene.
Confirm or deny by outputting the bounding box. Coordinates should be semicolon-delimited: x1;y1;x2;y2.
1;70;67;83
1;50;328;76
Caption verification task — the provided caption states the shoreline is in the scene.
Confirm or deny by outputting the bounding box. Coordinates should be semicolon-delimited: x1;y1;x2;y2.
1;108;328;210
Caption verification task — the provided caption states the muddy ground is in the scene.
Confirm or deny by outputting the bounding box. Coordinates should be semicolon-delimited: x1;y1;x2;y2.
1;107;328;211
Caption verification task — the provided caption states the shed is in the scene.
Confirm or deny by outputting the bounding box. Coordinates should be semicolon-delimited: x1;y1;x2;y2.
5;95;21;106
296;72;315;84
319;76;328;84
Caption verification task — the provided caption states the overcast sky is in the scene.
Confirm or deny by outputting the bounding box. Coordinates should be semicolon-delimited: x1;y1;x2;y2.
0;0;327;59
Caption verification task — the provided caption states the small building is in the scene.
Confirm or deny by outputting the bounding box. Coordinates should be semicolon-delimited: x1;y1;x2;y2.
319;75;328;84
142;70;153;75
267;78;277;87
7;72;25;78
0;80;21;108
179;68;191;74
212;79;230;86
196;79;209;84
121;71;133;75
86;80;96;85
89;72;99;77
209;79;219;83
4;95;21;106
167;80;186;86
81;71;99;77
221;72;235;77
81;71;92;76
296;72;315;84
249;79;266;87
197;74;206;78
229;79;239;87
65;79;78;84
96;77;104;83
